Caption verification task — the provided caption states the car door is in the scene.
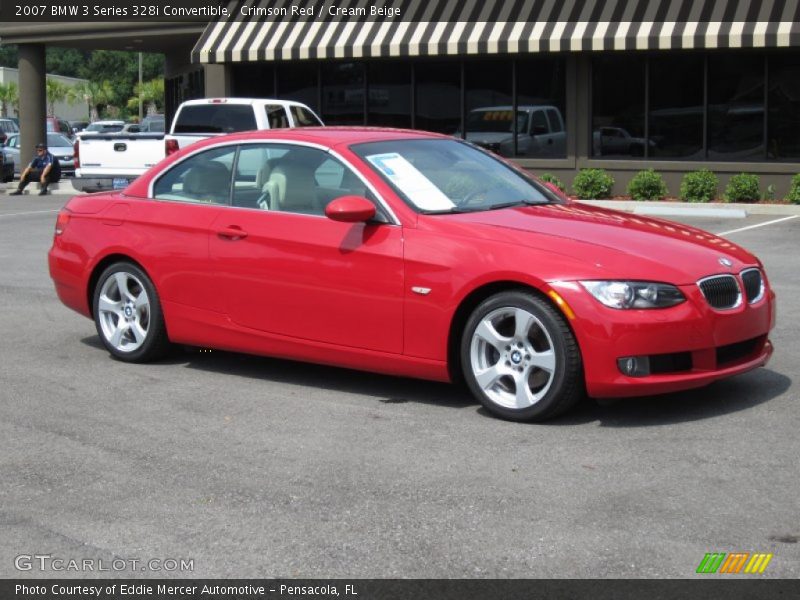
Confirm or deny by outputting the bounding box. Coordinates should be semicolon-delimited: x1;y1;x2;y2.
140;144;238;314
209;142;404;354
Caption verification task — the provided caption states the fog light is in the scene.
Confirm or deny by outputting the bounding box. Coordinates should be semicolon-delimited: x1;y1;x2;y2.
618;356;651;377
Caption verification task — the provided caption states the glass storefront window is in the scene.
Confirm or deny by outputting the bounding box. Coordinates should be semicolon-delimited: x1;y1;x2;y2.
276;62;319;112
517;58;567;158
415;61;461;135
649;55;704;159
591;55;646;158
367;62;411;128
708;54;765;161
321;62;365;125
768;54;800;160
463;60;513;156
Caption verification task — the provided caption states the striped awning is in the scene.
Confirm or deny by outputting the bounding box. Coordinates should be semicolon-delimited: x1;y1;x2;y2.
192;0;800;63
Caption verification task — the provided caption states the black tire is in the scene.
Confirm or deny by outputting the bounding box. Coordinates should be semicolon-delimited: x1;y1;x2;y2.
460;291;583;422
92;261;171;362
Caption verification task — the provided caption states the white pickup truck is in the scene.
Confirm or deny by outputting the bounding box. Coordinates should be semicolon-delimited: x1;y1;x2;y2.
164;98;323;155
72;98;323;192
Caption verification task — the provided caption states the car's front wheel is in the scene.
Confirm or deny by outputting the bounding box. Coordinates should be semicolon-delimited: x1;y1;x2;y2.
461;291;583;422
92;262;170;362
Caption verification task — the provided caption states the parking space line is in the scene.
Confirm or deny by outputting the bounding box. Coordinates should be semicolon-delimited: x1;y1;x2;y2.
0;209;60;218
717;215;798;236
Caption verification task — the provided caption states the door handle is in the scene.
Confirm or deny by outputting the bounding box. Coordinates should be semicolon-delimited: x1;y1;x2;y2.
217;226;248;240
547;138;553;145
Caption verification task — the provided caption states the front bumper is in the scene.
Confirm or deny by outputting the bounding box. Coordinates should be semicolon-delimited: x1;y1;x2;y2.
550;278;776;398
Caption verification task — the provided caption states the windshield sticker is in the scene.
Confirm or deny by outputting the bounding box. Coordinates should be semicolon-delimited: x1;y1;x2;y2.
366;153;455;211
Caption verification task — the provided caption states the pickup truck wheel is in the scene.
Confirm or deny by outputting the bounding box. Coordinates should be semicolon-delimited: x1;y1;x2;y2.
93;262;170;362
461;291;583;422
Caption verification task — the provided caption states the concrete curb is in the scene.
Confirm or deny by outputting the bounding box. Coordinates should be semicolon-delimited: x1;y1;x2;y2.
579;199;800;216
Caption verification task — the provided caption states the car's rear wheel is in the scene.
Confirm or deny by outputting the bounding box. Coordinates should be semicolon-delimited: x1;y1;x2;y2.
92;262;170;362
461;291;583;422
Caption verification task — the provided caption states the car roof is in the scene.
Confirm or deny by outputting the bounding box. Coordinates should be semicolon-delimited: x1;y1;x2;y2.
190;126;448;148
178;98;313;108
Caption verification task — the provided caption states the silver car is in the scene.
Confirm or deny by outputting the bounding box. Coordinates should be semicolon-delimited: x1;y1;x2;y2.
3;133;76;177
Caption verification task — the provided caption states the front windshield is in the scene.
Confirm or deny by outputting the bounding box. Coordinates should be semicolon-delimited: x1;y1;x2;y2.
351;138;553;213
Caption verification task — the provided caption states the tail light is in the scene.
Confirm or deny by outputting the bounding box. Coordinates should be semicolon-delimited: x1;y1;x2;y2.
54;209;71;236
165;139;179;156
73;139;80;169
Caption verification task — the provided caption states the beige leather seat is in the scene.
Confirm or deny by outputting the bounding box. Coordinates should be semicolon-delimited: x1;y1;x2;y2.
265;161;320;214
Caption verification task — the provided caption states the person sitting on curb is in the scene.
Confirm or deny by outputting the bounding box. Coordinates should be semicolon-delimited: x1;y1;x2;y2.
10;142;58;196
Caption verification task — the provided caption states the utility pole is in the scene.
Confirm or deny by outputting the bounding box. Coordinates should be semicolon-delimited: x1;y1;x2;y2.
138;52;143;121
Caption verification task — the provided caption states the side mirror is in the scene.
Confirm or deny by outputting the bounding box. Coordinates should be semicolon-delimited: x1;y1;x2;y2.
325;195;377;223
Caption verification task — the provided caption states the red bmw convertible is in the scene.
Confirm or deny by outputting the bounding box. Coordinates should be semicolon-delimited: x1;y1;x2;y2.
49;128;775;421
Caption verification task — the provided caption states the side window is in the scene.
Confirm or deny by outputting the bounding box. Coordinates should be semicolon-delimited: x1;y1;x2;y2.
60;121;71;135
265;105;290;129
531;110;549;135
249;145;383;219
546;109;563;133
290;106;323;127
153;145;235;204
231;144;288;208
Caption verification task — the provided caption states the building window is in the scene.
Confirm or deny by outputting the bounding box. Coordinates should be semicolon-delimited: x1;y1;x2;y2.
367;61;411;128
768;53;800;160
516;58;567;158
232;64;275;98
277;63;319;112
591;55;646;158
415;61;461;135
321;62;365;125
590;50;800;162
707;54;765;161
463;60;513;156
649;54;704;159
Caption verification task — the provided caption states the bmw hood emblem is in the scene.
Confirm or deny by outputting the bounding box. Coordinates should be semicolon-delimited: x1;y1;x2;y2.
718;257;733;267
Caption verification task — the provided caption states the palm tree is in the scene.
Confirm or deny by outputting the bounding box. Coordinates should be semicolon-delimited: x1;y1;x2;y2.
67;80;114;121
126;78;164;116
0;81;18;117
46;78;69;116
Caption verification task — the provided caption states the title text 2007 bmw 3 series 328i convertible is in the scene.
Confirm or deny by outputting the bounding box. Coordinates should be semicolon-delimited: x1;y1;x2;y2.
48;128;775;421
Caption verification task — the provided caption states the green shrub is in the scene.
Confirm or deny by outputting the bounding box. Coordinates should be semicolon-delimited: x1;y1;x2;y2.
679;169;718;203
572;169;614;200
627;169;668;201
724;173;761;203
787;174;800;204
538;172;565;192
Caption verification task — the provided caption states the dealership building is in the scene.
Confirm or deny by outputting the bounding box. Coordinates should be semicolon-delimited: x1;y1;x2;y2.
2;0;799;195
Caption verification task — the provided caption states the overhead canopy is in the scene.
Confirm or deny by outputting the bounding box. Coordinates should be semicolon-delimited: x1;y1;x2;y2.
192;0;800;64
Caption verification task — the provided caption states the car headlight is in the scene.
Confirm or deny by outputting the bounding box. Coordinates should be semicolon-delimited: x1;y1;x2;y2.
580;281;685;309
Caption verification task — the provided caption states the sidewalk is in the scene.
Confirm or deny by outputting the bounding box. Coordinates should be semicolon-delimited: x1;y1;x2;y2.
2;180;82;196
578;199;800;217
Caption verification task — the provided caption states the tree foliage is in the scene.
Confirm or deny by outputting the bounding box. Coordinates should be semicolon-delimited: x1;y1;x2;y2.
0;45;165;120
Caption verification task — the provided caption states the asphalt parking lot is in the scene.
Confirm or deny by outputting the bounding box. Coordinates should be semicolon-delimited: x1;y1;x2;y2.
0;193;797;579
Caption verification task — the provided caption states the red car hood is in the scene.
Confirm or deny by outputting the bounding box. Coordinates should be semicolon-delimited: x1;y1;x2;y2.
423;202;758;285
